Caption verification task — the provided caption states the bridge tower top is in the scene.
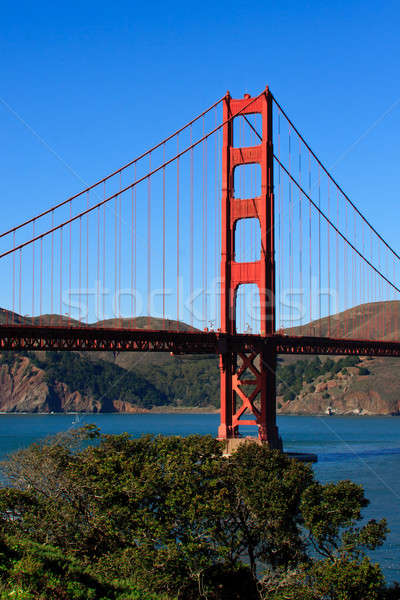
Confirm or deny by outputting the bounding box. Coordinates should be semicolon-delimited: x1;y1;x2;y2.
220;88;275;336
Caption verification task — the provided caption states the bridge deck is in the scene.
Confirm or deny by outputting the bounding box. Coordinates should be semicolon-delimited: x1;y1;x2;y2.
1;325;400;357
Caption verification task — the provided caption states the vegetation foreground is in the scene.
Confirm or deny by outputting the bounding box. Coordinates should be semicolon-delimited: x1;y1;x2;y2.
0;427;398;599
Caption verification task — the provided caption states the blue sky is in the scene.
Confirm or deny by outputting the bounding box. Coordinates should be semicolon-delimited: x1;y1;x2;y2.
0;0;399;324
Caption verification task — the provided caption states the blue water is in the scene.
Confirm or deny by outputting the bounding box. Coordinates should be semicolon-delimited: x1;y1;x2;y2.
0;414;399;582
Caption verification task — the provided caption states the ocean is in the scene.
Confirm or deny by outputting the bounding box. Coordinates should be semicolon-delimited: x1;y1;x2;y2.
0;413;399;582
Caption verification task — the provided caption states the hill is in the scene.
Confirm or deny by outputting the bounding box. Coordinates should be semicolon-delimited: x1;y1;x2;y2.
0;310;197;332
285;300;400;341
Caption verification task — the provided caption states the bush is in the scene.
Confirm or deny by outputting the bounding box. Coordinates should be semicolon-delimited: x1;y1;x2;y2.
0;536;118;599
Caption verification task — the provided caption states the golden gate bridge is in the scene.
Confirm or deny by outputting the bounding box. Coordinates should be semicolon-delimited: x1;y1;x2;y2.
1;86;400;449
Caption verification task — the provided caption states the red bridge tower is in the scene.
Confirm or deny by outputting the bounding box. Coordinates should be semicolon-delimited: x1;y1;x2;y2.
218;88;282;449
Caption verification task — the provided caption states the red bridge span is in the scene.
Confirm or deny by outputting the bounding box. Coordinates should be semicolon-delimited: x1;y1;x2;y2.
1;86;400;449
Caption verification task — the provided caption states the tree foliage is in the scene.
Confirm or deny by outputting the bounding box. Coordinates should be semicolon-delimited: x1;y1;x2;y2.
0;428;392;599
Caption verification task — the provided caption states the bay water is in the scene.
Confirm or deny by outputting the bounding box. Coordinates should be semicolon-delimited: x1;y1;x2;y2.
0;413;399;582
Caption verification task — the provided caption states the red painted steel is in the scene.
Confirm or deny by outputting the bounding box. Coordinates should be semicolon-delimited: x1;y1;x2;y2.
218;89;281;448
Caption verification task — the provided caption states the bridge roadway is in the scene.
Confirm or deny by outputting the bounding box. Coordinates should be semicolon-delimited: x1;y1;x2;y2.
1;324;400;357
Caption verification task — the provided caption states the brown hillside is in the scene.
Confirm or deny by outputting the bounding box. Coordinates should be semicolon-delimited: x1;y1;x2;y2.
286;300;400;341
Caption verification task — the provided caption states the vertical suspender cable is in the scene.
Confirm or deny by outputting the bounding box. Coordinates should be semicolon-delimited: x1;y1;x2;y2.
298;139;303;329
378;244;381;338
147;155;152;329
372;234;376;337
205;132;208;326
134;164;137;322
114;193;118;322
51;211;54;320
119;176;122;325
190;128;194;327
86;192;89;324
69;201;72;324
288;127;293;327
336;189;339;337
202;118;206;328
278;114;282;329
370;230;373;340
97;206;100;322
327;180;330;336
344;203;347;336
12;232;15;323
385;250;389;339
79;216;82;324
214;108;218;327
318;166;321;333
40;237;43;325
131;184;134;328
163;143;166;326
362;221;365;325
19;249;22;321
308;151;312;332
393;257;396;338
32;220;35;318
353;211;356;336
59;227;63;325
177;135;180;330
394;257;397;339
103;182;106;322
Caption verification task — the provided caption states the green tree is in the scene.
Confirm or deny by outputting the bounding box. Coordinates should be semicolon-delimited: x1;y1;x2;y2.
0;428;390;599
306;556;385;600
0;533;163;600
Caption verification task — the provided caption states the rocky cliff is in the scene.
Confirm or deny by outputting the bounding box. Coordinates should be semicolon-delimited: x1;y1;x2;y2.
0;354;102;413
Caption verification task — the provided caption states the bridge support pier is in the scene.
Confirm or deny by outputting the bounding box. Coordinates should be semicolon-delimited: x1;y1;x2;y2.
218;88;282;449
218;343;282;449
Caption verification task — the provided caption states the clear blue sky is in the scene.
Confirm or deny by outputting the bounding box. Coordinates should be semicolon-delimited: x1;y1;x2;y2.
0;0;399;324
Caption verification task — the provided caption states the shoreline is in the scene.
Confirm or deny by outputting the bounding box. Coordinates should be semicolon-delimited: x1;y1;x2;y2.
0;410;399;417
0;407;219;416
